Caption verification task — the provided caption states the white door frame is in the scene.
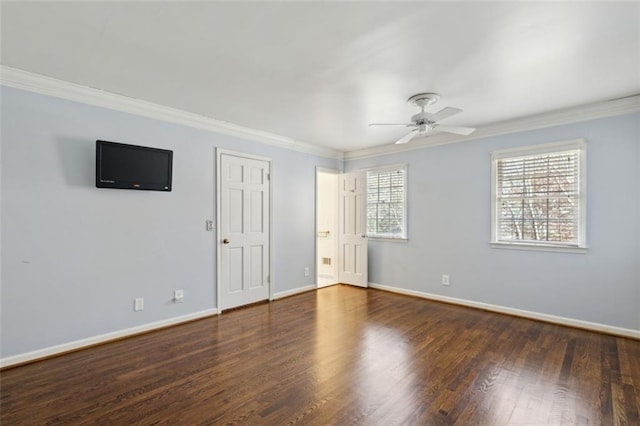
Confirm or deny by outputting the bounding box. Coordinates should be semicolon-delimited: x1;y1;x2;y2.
216;148;274;311
315;167;340;288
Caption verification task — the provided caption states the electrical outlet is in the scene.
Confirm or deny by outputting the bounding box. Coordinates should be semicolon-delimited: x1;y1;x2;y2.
442;275;450;286
134;298;144;311
304;267;310;277
174;289;184;302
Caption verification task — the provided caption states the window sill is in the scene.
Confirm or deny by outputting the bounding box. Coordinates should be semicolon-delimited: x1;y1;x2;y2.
368;236;409;243
490;241;587;254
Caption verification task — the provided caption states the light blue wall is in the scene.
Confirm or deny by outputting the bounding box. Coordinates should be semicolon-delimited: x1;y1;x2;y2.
0;86;340;358
2;85;637;360
346;112;640;331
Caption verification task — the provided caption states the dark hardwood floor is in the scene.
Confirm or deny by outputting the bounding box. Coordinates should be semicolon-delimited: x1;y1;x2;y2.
1;285;639;425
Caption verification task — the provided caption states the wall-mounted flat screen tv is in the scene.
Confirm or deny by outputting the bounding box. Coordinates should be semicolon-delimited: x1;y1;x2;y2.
96;140;173;191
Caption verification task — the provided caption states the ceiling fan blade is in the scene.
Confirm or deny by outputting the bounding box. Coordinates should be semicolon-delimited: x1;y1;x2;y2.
369;122;413;127
435;124;476;136
395;130;419;144
427;107;462;122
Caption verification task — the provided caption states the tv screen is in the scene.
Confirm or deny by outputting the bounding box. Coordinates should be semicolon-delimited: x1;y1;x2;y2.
96;140;173;191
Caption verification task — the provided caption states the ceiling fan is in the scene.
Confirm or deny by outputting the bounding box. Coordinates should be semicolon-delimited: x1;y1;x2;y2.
369;93;476;144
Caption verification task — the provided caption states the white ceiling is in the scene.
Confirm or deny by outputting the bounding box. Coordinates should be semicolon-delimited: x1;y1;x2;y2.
1;1;639;152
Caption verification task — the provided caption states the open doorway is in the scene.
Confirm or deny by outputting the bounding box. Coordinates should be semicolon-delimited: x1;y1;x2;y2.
316;168;339;288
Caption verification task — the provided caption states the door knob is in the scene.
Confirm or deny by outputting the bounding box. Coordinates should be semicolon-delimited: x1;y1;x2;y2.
222;238;230;244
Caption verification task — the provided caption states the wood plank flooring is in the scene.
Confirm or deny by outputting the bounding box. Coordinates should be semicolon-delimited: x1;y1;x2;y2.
1;285;639;425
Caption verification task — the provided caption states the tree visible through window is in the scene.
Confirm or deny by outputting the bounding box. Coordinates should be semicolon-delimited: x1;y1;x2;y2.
367;166;406;239
492;140;586;249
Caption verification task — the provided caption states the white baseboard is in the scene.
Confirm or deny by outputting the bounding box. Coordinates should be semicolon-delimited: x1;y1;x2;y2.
368;283;640;340
6;284;636;368
0;309;218;369
273;285;316;300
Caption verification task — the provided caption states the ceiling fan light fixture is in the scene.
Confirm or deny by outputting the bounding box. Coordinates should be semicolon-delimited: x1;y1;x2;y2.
370;92;476;144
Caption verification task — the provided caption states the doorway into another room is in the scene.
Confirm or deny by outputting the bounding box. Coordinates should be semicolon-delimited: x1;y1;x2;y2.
316;168;339;288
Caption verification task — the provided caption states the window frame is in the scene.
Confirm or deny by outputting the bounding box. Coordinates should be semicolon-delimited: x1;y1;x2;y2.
365;163;408;241
490;139;587;253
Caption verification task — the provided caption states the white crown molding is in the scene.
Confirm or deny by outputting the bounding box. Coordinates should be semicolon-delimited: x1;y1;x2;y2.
345;95;640;161
2;65;637;162
368;282;640;340
0;308;218;369
0;66;343;160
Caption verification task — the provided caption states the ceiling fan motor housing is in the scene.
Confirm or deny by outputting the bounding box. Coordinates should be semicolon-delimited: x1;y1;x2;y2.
409;93;440;128
411;111;431;125
369;92;475;144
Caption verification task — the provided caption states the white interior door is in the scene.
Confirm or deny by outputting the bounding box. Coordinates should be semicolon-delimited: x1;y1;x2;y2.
219;151;270;310
339;172;368;287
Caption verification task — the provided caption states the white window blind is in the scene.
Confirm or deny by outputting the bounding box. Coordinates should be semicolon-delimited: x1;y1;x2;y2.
367;166;407;239
492;140;586;250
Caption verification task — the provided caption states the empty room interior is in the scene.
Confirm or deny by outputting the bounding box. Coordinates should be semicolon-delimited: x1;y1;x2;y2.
1;2;639;424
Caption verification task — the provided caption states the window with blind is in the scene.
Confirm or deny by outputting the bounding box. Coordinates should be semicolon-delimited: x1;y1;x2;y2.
367;165;407;239
491;140;586;251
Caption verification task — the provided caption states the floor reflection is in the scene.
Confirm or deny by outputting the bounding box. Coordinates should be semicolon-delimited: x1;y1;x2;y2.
314;287;423;421
314;285;364;385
